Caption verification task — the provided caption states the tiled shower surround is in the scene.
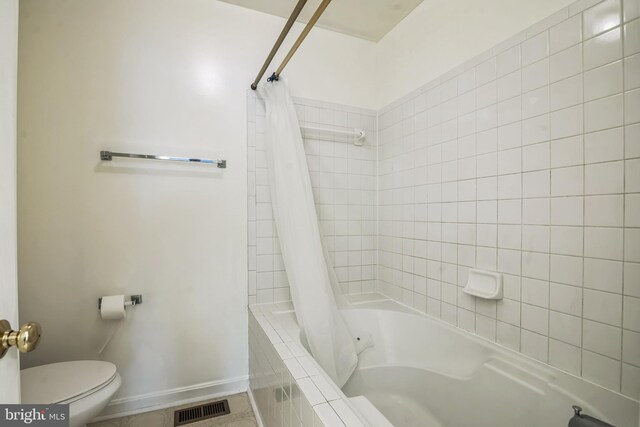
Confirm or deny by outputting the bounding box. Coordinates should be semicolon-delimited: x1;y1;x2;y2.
247;94;378;304
378;0;640;398
248;0;640;404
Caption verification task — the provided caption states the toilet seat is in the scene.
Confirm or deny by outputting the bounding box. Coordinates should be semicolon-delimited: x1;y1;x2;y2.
21;361;118;404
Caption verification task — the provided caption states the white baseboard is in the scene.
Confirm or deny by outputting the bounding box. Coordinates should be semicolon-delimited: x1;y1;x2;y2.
247;387;265;427
93;376;249;421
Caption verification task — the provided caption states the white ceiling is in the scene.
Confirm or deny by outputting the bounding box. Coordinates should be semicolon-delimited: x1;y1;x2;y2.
218;0;424;42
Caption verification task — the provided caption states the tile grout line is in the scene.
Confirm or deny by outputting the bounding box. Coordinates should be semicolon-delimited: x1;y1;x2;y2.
581;4;587;381
620;0;626;393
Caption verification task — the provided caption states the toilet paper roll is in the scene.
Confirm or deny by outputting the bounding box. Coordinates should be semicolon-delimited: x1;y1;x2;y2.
100;295;126;320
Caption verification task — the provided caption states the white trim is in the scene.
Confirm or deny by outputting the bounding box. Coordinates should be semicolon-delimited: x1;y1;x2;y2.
93;375;248;421
247;387;265;427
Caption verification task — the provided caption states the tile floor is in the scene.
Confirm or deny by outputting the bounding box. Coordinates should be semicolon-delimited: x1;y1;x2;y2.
88;393;258;427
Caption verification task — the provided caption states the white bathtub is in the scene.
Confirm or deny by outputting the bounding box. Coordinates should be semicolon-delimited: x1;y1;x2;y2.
273;294;639;427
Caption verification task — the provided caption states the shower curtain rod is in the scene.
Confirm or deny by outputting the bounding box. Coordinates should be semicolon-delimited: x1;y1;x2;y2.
250;0;332;90
250;0;307;90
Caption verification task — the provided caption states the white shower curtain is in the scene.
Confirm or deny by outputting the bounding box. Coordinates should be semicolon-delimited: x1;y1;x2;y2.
259;81;357;387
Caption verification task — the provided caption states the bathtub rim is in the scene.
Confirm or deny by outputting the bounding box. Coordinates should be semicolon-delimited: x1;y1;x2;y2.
250;292;640;427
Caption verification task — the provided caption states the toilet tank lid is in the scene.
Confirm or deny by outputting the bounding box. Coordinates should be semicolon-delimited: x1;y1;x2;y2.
21;361;117;404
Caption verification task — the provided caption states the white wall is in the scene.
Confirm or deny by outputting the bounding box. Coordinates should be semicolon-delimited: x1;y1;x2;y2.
17;0;376;404
376;0;578;107
0;0;20;404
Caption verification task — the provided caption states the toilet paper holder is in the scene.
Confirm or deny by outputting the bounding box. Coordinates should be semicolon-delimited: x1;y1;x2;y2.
98;295;142;310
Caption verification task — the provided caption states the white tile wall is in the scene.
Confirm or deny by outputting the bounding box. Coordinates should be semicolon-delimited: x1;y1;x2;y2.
377;0;640;398
247;93;378;305
249;305;364;427
247;0;640;404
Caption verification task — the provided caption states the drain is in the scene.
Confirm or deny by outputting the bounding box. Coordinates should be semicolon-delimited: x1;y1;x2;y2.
174;399;231;426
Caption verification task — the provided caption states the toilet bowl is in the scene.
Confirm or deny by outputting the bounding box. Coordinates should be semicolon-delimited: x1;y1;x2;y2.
21;361;121;427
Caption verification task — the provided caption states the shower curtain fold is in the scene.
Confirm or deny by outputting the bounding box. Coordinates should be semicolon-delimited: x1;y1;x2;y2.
259;81;358;387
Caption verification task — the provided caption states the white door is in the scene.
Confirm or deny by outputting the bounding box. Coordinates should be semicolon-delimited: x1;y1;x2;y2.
0;0;21;404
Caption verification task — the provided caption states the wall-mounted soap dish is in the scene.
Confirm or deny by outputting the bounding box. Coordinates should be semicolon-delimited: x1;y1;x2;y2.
463;269;503;300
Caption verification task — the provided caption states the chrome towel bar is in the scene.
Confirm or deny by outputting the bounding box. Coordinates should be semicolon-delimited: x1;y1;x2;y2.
100;151;226;168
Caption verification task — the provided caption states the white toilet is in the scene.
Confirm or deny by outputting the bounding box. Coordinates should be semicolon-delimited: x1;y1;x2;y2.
21;361;121;427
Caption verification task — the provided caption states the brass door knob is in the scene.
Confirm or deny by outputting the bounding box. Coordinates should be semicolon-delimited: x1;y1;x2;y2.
0;319;42;359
